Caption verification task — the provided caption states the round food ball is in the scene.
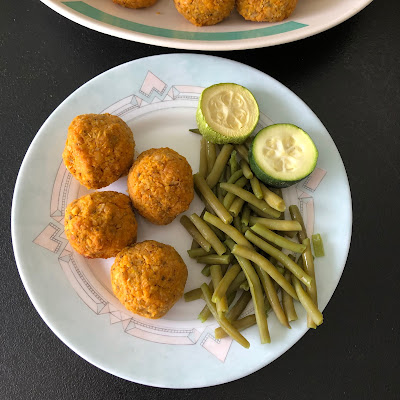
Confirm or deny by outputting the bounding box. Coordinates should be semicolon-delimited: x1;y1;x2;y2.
113;0;157;8
127;147;194;225
65;191;137;259
63;113;135;189
236;0;298;22
174;0;235;26
111;240;188;319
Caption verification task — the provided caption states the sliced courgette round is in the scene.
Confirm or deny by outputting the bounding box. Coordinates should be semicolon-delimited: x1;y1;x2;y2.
196;83;259;144
249;124;318;188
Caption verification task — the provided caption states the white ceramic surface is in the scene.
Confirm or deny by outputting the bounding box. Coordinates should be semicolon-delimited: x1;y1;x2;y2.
12;54;352;388
41;0;373;50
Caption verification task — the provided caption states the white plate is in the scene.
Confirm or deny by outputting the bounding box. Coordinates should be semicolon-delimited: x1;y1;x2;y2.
12;54;352;388
41;0;373;50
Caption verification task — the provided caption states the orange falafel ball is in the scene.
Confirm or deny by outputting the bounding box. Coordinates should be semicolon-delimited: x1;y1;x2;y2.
127;147;194;225
174;0;235;26
113;0;157;8
62;114;135;190
65;191;138;259
236;0;298;22
111;240;188;319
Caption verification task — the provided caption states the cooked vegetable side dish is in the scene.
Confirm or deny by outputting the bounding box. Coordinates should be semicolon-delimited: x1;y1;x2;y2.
182;83;324;348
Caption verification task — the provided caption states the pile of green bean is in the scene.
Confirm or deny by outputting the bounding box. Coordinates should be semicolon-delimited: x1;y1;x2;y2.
180;136;325;349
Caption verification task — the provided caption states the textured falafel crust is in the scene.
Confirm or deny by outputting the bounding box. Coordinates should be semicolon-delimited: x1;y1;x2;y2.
113;0;157;8
111;240;188;319
127;147;194;225
174;0;235;26
62;114;135;190
65;191;138;259
236;0;298;22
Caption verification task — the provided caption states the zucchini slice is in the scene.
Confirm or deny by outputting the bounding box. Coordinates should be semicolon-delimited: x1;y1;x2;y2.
196;83;259;144
249;124;318;188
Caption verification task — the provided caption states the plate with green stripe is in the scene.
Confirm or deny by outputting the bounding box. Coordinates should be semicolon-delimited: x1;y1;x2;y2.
41;0;373;50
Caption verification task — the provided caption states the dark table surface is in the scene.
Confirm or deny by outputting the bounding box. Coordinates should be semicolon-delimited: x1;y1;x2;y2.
1;1;399;399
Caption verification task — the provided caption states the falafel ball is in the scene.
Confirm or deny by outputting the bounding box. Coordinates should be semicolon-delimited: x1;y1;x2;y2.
174;0;235;26
113;0;157;8
62;113;135;190
65;191;138;259
236;0;298;22
111;240;188;319
127;147;194;225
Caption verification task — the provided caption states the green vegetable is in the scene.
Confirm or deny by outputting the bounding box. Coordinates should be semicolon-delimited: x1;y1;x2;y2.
215;314;256;339
312;233;325;257
249;124;318;188
196;83;259;144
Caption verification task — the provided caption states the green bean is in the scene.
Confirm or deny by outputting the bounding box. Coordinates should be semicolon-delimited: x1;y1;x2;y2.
193;173;233;225
231;244;298;300
225;240;270;344
245;229;312;288
226;290;252;322
198;137;208;178
291;275;323;326
282;271;298;322
251;223;306;253
289;205;308;243
241;205;251;227
190;239;201;250
235;144;249;163
302;238;318;329
200;283;250;348
201;265;211;277
226;270;247;296
220;183;281;219
260;183;286;212
312;233;325;257
239;159;253;179
223;176;248;210
197;254;231;265
184;288;203;302
180;215;211;252
244;136;253;149
212;264;241;303
206;141;217;175
229;150;239;175
229;197;245;217
253;263;291;328
189;213;226;256
248;204;277;218
210;265;228;314
187;248;216;258
205;220;226;241
206;144;234;189
249;217;302;232
215;314;256;339
240;281;250;291
227;169;244;184
217;184;224;203
250;176;264;199
189;128;201;134
203;212;253;249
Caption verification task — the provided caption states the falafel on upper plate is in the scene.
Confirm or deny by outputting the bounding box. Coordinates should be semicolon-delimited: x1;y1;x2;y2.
111;240;188;319
174;0;235;26
113;0;158;8
127;147;194;225
63;113;135;189
236;0;298;22
65;191;138;259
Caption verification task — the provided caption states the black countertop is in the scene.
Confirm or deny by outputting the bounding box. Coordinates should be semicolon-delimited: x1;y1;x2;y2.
1;1;399;399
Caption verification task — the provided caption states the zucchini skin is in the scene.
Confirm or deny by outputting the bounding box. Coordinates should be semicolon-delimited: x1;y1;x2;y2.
249;124;318;188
